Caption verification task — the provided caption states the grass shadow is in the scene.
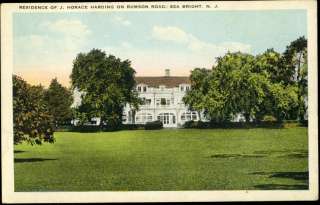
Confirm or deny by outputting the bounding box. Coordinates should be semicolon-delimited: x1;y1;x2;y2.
253;149;308;159
14;150;26;154
282;153;308;158
251;171;308;190
251;171;308;181
14;158;57;163
210;154;266;159
254;184;308;190
270;171;308;181
253;149;308;155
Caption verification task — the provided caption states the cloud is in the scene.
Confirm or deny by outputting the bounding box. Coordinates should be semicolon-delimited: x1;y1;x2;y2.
14;19;92;85
152;25;252;54
120;41;132;48
43;19;91;52
152;26;189;43
45;19;91;38
113;16;131;26
99;26;252;77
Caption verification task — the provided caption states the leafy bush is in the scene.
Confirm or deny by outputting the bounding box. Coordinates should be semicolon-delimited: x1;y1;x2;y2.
183;120;195;128
121;124;144;130
145;120;163;130
182;120;285;129
299;120;308;127
71;125;102;132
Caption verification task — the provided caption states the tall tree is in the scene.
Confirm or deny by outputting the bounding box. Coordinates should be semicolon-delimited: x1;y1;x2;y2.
213;52;268;122
13;75;55;145
282;36;308;120
44;78;73;127
70;49;140;129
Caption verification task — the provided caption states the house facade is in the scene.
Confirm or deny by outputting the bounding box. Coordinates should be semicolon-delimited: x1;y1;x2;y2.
123;69;201;128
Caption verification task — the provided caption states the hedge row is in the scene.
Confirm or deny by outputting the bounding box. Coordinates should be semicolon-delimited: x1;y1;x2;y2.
55;121;163;132
55;120;307;132
183;120;308;129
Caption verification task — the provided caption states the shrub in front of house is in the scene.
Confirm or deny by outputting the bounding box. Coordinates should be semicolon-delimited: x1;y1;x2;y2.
299;120;308;127
183;120;195;128
183;120;209;128
121;124;145;130
145;120;163;130
71;125;102;132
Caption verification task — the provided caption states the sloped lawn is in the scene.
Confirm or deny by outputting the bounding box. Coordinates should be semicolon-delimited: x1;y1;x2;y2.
14;128;308;191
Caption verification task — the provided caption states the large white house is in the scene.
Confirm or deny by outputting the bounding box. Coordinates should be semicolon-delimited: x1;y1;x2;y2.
72;69;202;128
123;69;202;128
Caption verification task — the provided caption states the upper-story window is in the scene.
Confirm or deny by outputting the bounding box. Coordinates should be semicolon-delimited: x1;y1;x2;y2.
179;84;190;92
137;84;147;92
156;98;170;107
160;98;167;105
141;98;152;105
146;99;151;105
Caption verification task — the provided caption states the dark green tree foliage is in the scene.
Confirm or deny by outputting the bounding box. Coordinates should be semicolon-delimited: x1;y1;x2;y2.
212;52;269;122
183;37;306;123
71;49;140;129
13;75;55;145
282;36;308;120
44;78;73;127
254;49;287;83
183;68;211;120
267;83;299;121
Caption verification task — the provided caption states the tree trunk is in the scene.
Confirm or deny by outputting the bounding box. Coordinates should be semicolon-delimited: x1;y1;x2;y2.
132;110;136;124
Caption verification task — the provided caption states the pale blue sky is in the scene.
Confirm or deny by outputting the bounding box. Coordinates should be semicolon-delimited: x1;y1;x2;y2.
13;10;307;86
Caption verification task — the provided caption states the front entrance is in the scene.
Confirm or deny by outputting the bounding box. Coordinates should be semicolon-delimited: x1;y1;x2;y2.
157;113;176;127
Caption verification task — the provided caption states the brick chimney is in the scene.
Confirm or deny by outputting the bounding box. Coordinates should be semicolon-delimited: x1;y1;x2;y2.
165;69;170;77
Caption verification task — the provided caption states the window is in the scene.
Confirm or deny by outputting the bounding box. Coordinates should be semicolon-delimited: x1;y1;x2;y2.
186;86;190;91
146;99;151;105
142;98;151;105
181;111;198;121
143;86;147;92
180;86;184;91
137;86;141;92
141;97;146;105
122;114;127;122
160;98;166;105
158;98;170;106
135;112;153;123
156;99;160;106
158;113;176;125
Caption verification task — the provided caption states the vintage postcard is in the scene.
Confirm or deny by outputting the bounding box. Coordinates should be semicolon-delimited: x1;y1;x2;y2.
1;1;318;203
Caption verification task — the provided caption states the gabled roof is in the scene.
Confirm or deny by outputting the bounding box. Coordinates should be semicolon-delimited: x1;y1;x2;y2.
135;76;190;88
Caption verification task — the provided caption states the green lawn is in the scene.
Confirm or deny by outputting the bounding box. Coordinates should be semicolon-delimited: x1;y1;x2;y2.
14;128;308;191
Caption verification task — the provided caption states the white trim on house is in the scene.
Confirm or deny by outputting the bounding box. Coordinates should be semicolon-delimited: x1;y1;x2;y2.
123;82;200;128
